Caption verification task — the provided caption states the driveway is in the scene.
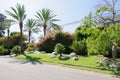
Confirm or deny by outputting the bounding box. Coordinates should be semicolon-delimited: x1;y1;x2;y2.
0;56;119;80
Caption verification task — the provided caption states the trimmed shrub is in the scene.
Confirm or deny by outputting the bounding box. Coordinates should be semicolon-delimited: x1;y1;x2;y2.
37;35;55;53
55;32;74;54
70;40;87;55
54;43;65;57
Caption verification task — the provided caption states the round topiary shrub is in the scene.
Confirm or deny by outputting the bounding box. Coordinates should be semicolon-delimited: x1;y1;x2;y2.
54;43;65;57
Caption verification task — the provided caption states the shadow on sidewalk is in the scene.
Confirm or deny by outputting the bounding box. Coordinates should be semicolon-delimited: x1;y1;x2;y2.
21;54;42;65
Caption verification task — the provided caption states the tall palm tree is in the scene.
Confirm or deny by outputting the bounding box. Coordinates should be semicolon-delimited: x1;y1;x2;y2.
46;23;62;35
6;3;27;53
35;8;60;37
24;18;37;43
2;19;15;54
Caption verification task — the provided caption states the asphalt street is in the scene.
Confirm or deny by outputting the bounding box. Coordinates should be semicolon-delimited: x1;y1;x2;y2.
0;56;119;80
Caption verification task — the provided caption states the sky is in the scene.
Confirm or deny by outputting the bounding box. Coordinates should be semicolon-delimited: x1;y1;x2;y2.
0;0;120;41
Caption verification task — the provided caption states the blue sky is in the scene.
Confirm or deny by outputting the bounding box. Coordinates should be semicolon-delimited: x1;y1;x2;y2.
0;0;120;41
0;0;98;32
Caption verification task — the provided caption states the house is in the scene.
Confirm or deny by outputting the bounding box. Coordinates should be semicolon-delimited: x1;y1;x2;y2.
98;14;120;27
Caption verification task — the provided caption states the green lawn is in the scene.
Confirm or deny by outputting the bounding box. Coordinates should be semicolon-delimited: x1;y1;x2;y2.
16;53;120;75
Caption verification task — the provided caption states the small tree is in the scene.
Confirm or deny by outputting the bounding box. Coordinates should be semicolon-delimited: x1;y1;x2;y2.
54;43;65;57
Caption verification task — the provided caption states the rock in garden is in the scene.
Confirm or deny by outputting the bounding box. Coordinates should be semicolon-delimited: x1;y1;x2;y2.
41;51;46;54
50;54;57;58
99;58;110;66
34;51;41;54
109;62;120;68
59;56;70;60
10;54;16;57
69;52;77;58
72;56;79;61
51;52;57;55
24;51;29;54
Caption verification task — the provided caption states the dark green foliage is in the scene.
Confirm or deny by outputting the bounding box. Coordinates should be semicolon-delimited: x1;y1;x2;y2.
26;41;37;51
37;32;74;53
0;32;27;55
0;46;7;55
70;40;87;55
55;32;74;53
10;32;27;47
75;30;88;41
26;47;34;51
37;35;55;53
11;45;21;55
54;43;65;57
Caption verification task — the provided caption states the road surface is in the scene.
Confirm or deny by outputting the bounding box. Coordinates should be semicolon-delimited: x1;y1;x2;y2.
0;56;119;80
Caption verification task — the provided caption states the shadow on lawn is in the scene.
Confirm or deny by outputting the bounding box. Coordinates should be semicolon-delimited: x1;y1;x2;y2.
58;62;120;78
21;54;42;65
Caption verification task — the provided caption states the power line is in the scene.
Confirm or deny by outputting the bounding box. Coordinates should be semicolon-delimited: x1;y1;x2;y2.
61;20;82;26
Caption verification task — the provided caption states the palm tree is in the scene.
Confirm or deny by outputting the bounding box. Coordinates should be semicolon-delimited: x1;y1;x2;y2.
24;18;37;43
6;3;27;53
35;8;60;37
2;19;15;53
46;23;62;35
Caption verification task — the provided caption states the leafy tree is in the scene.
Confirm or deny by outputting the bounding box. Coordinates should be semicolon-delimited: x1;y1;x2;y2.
6;3;27;53
70;40;87;55
35;8;60;36
96;0;119;25
24;18;37;43
105;24;120;58
86;29;111;55
81;12;98;28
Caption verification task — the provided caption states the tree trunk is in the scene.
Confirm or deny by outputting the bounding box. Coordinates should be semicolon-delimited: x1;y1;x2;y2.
28;31;31;43
20;23;23;54
7;28;10;54
60;53;62;57
112;45;117;59
43;25;47;37
112;0;115;25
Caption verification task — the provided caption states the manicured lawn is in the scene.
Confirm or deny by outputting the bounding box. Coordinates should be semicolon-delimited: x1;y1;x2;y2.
16;53;120;75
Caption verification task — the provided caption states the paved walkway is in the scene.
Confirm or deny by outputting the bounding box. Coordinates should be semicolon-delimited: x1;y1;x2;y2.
0;56;119;80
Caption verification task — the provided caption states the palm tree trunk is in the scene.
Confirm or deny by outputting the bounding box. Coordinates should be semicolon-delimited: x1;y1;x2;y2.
44;27;46;37
7;28;10;54
20;23;23;54
43;25;47;37
28;31;31;43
